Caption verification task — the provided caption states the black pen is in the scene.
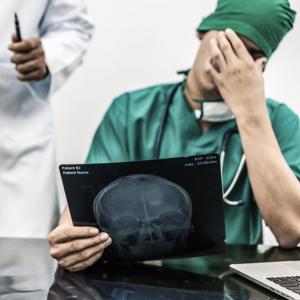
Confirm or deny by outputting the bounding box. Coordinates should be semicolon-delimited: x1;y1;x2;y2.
14;13;22;42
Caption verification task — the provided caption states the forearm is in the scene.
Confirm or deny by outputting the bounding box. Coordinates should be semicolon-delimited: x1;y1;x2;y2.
40;0;94;95
58;206;73;226
237;109;300;248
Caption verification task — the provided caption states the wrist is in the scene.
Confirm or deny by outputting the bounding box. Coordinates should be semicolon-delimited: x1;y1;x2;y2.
228;94;266;118
235;106;270;131
40;64;49;80
44;65;49;78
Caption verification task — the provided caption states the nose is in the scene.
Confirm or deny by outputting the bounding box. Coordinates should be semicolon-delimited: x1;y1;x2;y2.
140;225;161;242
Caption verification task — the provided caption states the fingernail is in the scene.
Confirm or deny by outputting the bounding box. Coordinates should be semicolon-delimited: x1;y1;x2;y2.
90;228;99;235
100;233;109;241
8;45;12;50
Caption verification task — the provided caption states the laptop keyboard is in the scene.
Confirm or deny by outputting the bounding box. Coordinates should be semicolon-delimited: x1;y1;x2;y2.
267;276;300;294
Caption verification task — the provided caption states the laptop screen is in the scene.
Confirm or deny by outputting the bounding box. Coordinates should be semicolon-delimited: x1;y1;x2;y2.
60;154;225;263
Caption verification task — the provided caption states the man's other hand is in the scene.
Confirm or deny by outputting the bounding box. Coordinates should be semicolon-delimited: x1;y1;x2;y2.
48;225;112;272
9;34;49;81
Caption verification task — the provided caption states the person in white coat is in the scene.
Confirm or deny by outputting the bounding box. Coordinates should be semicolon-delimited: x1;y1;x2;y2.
0;0;94;237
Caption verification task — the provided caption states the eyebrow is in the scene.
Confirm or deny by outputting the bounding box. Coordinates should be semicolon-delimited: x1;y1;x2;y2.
247;47;264;57
235;34;265;57
249;48;263;53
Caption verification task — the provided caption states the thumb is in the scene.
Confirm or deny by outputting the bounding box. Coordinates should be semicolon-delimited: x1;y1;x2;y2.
8;33;18;51
255;57;267;72
11;33;18;43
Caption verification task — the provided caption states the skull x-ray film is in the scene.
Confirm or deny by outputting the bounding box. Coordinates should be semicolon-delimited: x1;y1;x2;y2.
60;154;225;263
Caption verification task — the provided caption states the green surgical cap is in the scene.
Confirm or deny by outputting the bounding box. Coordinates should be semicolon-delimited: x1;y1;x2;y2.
197;0;296;58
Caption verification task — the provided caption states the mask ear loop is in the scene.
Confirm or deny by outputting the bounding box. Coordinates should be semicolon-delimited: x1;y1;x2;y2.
194;101;204;120
183;87;203;120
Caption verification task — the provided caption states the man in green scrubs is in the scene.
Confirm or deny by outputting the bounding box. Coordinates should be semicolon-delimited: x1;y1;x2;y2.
48;0;300;273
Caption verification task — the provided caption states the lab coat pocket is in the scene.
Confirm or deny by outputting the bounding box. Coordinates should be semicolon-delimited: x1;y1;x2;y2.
0;63;53;141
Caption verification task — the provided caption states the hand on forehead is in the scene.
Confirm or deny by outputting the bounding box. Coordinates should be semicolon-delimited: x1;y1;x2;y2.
200;29;265;61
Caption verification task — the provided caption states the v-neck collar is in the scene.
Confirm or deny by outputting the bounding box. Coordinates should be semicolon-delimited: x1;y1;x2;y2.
172;81;235;139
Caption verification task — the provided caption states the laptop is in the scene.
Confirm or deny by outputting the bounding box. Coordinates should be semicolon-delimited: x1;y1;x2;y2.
230;261;300;299
60;154;225;263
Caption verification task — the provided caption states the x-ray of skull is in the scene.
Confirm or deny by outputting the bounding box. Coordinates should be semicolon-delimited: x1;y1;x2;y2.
93;174;193;261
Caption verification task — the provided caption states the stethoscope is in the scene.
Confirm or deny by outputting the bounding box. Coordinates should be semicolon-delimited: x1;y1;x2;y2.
153;82;246;206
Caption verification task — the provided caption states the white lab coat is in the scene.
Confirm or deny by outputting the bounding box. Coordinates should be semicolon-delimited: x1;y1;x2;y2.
0;0;94;237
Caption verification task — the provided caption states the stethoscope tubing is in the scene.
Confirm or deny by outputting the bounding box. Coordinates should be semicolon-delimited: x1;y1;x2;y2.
153;81;245;206
153;82;182;159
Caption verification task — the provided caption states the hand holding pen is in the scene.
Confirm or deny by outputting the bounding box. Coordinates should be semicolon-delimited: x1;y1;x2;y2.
9;13;49;81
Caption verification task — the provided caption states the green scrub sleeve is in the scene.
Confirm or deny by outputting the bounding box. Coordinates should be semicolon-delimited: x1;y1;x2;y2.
272;103;300;180
86;94;130;164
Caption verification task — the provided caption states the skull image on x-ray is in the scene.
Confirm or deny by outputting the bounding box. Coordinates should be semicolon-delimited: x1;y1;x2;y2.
93;174;193;261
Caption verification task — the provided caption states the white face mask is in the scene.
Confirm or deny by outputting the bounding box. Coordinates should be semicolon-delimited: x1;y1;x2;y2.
183;88;235;123
193;100;235;122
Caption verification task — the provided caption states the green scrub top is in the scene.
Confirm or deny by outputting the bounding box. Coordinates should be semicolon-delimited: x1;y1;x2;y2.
86;81;300;274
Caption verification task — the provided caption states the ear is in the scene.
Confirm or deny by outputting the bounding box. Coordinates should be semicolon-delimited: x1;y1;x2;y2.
197;31;205;40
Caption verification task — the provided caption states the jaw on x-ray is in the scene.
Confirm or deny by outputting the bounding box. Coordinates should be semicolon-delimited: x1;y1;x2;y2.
93;174;193;261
